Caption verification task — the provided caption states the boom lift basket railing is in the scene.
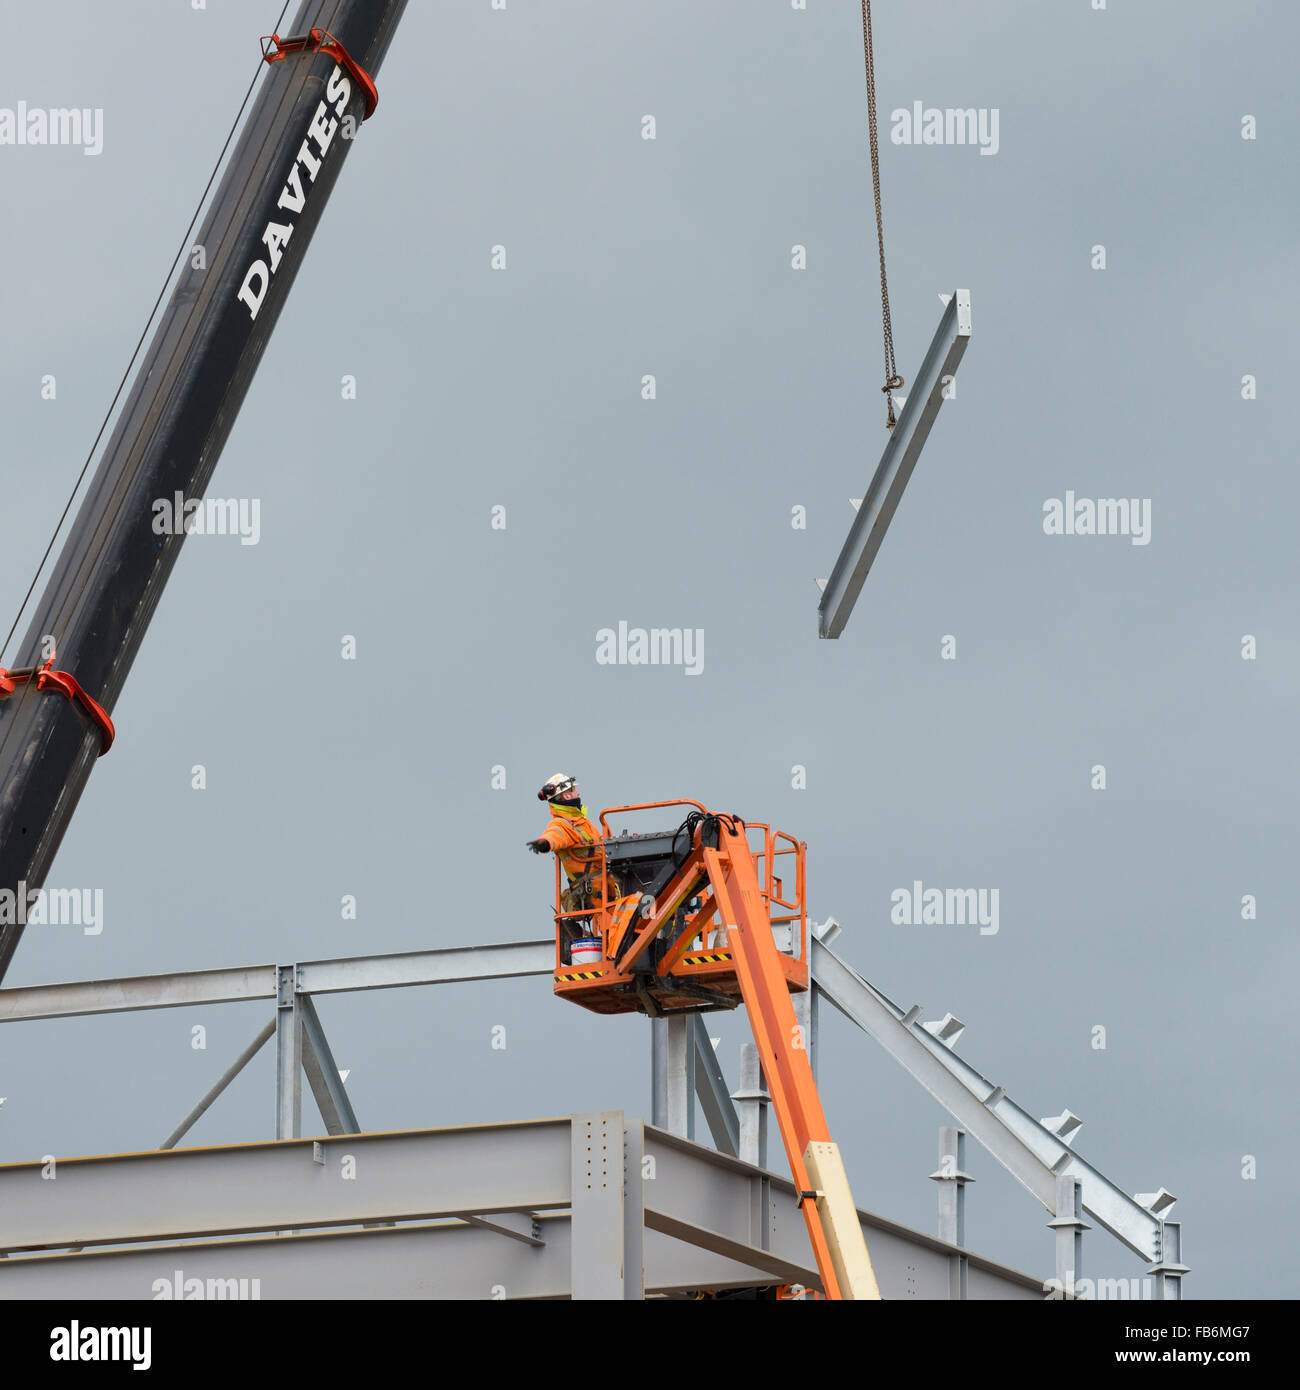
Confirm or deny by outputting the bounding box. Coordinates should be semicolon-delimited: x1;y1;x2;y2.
551;804;808;1017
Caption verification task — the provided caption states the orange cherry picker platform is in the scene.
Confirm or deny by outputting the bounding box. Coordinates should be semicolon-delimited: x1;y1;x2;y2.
551;801;881;1301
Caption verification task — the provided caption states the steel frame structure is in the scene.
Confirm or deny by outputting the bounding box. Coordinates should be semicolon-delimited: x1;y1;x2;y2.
0;1113;1044;1300
0;926;1185;1298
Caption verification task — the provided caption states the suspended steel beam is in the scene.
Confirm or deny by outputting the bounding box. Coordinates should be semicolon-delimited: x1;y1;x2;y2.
818;290;972;638
0;0;409;984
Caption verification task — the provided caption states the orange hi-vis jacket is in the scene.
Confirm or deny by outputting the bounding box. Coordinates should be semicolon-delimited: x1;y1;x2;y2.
539;804;605;881
542;803;642;946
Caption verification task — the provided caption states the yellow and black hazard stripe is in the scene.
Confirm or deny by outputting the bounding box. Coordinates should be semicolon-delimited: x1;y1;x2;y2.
556;970;605;982
681;952;732;966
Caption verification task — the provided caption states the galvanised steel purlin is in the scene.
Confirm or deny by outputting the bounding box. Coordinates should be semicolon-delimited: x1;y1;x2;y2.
818;290;971;638
0;0;409;984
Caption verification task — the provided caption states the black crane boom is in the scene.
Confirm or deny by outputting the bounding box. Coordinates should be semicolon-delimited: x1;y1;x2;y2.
0;0;408;982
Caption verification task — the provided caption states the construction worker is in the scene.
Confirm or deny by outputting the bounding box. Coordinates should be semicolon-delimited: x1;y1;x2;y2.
528;774;641;963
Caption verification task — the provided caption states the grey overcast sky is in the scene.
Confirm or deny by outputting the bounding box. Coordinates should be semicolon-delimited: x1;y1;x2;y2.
1;0;1296;1299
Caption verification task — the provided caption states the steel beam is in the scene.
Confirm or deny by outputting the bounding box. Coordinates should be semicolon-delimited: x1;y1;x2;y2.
0;1218;802;1301
0;964;278;1021
160;1020;276;1150
811;936;1169;1264
644;1207;816;1287
462;1213;543;1248
295;941;552;996
0;1120;574;1254
298;996;359;1136
0;1114;1042;1298
0;1208;1040;1300
691;1017;739;1157
0;941;554;1023
818;289;972;638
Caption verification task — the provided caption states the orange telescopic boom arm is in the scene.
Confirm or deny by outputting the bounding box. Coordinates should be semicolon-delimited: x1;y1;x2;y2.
556;803;882;1298
702;819;881;1300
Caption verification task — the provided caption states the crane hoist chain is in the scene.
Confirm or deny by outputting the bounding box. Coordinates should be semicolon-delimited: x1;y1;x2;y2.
861;0;903;430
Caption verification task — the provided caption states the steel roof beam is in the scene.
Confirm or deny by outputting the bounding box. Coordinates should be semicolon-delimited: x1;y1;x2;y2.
811;936;1170;1264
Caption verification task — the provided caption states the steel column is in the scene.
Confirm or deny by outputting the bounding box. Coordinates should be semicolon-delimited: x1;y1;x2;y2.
1048;1174;1090;1299
1150;1221;1188;1301
731;1042;769;1169
792;981;819;1083
570;1111;627;1299
930;1125;972;1300
651;1016;694;1138
274;965;301;1141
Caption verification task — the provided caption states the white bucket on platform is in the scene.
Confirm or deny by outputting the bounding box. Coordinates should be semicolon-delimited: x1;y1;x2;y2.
571;936;602;967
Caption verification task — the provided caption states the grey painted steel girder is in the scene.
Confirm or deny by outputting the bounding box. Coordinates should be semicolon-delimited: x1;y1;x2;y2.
818;290;972;639
810;937;1171;1265
0;1212;1037;1301
0;1113;1041;1299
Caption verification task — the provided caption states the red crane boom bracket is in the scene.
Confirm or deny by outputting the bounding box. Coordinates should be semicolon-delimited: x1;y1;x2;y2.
260;29;380;120
0;661;115;756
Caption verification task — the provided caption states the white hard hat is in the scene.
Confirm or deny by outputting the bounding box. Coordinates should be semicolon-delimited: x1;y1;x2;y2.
538;773;577;802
